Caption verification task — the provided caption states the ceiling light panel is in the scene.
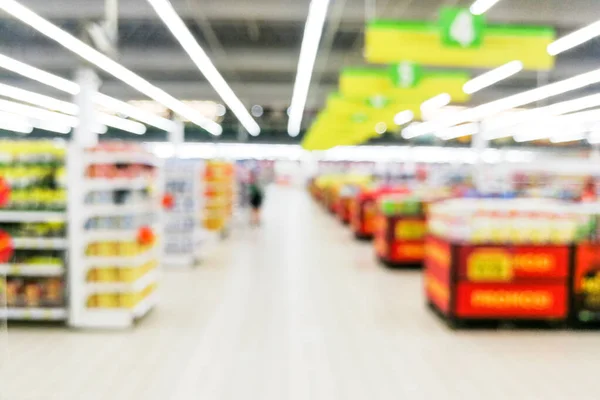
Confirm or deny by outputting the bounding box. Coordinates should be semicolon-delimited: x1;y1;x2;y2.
548;20;600;56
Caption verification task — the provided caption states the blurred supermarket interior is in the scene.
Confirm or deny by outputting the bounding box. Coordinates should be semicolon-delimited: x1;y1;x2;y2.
2;0;600;399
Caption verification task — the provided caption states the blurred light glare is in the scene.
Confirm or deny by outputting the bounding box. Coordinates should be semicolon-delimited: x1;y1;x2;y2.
393;110;414;126
375;122;387;134
251;105;264;117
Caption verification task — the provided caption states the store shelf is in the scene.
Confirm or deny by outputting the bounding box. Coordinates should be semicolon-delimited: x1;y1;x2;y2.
13;237;68;250
0;264;63;277
83;203;155;218
84;177;153;192
85;248;158;269
0;307;67;321
0;211;66;223
133;292;157;318
84;152;160;167
86;270;157;294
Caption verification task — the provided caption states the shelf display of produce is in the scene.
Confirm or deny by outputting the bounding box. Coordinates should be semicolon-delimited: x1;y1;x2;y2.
0;141;68;321
425;199;582;326
202;161;235;233
68;142;162;329
163;159;204;267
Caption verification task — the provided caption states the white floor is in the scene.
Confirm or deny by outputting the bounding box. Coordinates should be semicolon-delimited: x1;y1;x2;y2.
2;186;600;400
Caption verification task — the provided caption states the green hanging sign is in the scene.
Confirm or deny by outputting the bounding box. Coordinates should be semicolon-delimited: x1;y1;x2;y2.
366;94;390;109
440;7;485;48
389;62;423;88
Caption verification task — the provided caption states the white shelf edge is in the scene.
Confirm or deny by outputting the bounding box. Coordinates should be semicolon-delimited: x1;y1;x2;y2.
133;292;157;318
0;264;64;277
13;238;68;250
83;203;155;218
85;248;159;269
0;211;66;223
0;307;67;321
78;292;157;328
84;177;154;192
84;152;159;167
86;270;157;294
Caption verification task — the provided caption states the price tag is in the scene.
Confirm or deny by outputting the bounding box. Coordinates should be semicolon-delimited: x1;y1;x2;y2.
9;265;21;275
44;310;53;320
467;250;513;282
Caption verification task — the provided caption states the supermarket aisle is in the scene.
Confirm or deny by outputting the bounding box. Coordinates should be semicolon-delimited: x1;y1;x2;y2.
4;186;600;400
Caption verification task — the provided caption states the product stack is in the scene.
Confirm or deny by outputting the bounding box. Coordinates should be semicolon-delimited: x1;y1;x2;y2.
202;161;235;233
0;141;67;321
163;159;204;267
69;142;162;328
425;199;579;326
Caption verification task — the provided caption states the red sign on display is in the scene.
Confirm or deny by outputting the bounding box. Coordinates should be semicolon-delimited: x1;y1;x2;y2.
455;282;567;319
0;230;14;263
0;177;10;208
457;245;569;282
389;241;425;261
424;236;452;314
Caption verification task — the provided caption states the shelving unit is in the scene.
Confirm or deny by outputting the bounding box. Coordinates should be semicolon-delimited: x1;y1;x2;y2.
68;142;163;329
163;159;205;267
0;141;68;322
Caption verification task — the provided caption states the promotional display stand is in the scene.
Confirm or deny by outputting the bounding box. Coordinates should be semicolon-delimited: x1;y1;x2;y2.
374;196;427;268
425;235;571;328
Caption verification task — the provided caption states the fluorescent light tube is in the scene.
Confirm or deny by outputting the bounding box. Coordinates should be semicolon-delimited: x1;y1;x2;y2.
0;111;33;133
548;20;600;56
146;0;259;136
94;94;176;132
420;93;451;114
0;52;177;132
288;0;332;136
463;61;523;94
0;82;148;134
394;110;414;126
413;65;600;137
0;0;222;135
470;0;502;15
437;123;480;140
97;114;147;135
0;82;79;114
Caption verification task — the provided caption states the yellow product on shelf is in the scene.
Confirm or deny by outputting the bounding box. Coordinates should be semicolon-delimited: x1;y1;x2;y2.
95;268;119;282
96;294;120;308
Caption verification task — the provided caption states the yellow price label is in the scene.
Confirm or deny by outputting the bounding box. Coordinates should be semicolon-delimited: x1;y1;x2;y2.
395;220;426;241
9;265;20;275
467;250;513;282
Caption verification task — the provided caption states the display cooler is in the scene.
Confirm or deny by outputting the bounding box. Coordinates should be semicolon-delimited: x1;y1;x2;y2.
350;187;409;240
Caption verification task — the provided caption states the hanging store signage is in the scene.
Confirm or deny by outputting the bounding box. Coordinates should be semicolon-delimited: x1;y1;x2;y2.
365;7;555;70
440;7;485;48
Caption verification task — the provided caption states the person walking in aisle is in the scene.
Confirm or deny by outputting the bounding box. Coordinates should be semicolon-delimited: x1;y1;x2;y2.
249;172;264;226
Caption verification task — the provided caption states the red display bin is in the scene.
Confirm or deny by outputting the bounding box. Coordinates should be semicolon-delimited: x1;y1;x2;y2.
375;214;426;268
573;243;600;324
425;235;571;327
350;187;410;240
336;196;352;224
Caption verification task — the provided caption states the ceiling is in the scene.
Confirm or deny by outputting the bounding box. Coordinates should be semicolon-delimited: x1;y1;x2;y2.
1;0;600;133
